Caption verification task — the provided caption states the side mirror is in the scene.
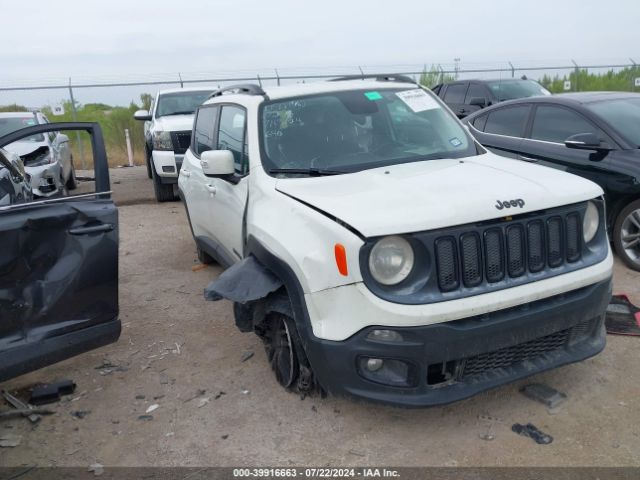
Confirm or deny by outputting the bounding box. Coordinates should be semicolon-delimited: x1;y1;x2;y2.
469;97;487;108
134;110;152;121
56;133;69;144
201;150;235;176
564;133;610;151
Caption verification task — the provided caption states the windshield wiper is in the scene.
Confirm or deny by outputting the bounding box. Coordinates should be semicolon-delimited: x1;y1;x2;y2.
159;111;194;117
268;168;346;176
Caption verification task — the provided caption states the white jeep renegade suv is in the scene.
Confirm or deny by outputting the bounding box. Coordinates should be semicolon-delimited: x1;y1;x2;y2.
179;75;613;407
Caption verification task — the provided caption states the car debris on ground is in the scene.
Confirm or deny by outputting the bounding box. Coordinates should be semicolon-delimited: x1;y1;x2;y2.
512;423;554;445
520;383;567;409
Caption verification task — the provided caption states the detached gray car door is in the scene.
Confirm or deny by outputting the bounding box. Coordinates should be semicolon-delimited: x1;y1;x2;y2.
0;122;120;381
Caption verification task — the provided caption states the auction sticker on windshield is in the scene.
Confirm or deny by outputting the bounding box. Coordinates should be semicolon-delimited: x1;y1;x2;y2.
396;89;440;112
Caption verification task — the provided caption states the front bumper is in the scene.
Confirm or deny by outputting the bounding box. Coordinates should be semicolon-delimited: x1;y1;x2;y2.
152;150;183;182
25;162;63;197
303;277;611;407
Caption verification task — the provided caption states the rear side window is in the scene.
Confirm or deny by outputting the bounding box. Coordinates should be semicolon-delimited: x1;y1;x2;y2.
443;83;468;103
483;106;530;137
194;106;218;155
531;105;600;143
465;84;488;103
217;105;247;174
472;114;488;131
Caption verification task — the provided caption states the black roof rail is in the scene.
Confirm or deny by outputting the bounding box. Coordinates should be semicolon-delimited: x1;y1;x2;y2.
208;84;266;99
329;74;416;84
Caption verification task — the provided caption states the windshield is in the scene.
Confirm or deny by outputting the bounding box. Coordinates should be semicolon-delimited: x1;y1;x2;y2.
0;116;44;142
155;91;213;117
260;88;477;175
486;80;551;101
586;98;640;147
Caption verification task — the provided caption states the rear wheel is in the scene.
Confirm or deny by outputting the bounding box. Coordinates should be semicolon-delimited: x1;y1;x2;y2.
66;156;78;190
152;166;176;202
613;199;640;271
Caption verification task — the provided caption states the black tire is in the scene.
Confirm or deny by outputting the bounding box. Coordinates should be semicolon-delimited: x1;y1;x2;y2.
145;147;153;179
262;312;317;393
152;167;176;202
66;156;78;190
197;244;214;264
613;199;640;271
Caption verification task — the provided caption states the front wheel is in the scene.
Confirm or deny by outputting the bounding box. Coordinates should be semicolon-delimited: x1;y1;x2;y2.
66;156;78;190
261;312;317;393
152;167;176;202
613;199;640;271
145;147;153;179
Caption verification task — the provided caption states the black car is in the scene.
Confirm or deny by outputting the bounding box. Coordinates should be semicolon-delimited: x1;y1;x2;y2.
0;147;32;206
0;123;120;382
463;92;640;271
433;78;551;118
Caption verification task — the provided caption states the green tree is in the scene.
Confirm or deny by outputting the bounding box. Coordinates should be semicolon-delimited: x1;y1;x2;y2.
419;64;456;89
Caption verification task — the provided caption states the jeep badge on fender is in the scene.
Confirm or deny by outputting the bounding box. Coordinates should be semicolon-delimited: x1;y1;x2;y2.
495;198;525;210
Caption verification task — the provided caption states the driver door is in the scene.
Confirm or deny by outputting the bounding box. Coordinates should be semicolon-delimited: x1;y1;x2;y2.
0;123;120;382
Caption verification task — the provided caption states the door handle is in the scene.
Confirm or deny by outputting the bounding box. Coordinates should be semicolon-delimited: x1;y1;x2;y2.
180;169;191;177
519;155;539;163
69;223;114;235
206;184;217;195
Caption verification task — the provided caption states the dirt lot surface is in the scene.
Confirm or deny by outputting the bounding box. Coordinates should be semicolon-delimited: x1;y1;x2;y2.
2;166;639;468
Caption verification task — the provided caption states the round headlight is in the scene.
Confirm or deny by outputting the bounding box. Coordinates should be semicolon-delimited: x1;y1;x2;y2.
368;236;414;285
583;201;600;243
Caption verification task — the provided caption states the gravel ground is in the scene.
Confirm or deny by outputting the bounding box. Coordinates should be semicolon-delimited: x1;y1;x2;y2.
1;166;639;467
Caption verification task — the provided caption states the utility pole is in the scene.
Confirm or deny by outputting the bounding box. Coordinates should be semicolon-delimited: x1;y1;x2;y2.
454;58;461;80
68;78;86;170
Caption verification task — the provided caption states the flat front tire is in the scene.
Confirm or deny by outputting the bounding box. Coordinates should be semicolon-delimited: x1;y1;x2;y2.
614;199;640;271
145;148;153;179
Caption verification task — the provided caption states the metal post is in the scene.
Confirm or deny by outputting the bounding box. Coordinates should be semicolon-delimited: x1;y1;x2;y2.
124;129;134;167
275;69;280;86
256;74;262;87
630;58;637;91
358;66;364;79
571;59;579;92
508;61;515;78
178;73;184;88
68;78;86;170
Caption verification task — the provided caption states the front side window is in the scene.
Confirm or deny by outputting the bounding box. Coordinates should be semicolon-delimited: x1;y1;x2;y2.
155;91;213;118
586;98;640;147
217;106;247;174
260;88;476;176
443;83;468;103
483;106;530;137
193;106;217;155
531;105;599;143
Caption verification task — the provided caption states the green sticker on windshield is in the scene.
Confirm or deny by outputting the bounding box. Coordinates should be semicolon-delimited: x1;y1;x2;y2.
364;91;383;101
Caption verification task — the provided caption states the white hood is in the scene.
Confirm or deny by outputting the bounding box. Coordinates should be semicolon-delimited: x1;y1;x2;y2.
275;152;603;237
5;140;48;157
152;114;195;132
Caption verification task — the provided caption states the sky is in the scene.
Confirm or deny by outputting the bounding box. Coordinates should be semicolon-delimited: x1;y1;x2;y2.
0;0;638;107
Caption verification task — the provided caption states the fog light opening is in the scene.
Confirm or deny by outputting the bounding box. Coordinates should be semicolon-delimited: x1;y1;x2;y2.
358;356;416;387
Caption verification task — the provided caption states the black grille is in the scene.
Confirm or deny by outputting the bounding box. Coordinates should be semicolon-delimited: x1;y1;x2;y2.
435;237;459;292
434;209;583;292
527;221;545;273
171;131;192;154
484;229;505;283
461;327;572;378
460;233;482;287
